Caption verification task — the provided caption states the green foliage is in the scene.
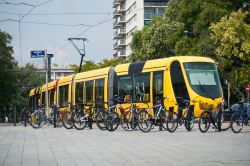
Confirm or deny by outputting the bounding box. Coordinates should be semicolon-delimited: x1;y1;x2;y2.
0;30;17;110
210;9;250;98
129;0;248;61
0;30;45;121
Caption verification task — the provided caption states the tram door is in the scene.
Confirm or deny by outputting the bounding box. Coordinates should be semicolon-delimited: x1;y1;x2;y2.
170;61;190;104
153;71;164;115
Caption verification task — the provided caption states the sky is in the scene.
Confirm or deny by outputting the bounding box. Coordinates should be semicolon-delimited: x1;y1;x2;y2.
0;0;114;66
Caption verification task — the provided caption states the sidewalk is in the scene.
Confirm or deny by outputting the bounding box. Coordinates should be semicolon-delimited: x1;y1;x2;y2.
0;125;250;166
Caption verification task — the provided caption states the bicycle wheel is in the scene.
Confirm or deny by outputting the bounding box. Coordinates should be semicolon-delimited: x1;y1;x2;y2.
184;110;195;131
137;110;153;132
231;111;243;133
105;112;120;131
96;110;108;130
166;112;178;133
198;111;211;133
120;111;137;131
220;111;231;131
30;111;45;129
160;111;169;130
73;111;87;130
62;111;74;129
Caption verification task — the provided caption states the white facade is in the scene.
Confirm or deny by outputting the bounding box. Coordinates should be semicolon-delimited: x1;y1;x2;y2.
113;0;168;58
36;65;73;81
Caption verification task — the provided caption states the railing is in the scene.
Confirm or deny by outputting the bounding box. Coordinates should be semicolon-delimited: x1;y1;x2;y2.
144;13;163;20
144;1;168;7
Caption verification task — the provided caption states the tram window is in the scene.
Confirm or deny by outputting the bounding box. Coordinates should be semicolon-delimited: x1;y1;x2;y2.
75;82;84;103
134;73;150;101
59;85;69;107
153;71;163;103
49;90;55;105
170;61;189;102
117;75;133;102
42;92;45;105
95;79;104;100
85;80;94;102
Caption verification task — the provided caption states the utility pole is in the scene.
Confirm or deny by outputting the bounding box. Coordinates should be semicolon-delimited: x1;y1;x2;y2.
44;50;49;115
47;54;53;82
68;38;87;73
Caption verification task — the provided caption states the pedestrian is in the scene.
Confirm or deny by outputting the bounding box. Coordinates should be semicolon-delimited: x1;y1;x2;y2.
5;116;8;125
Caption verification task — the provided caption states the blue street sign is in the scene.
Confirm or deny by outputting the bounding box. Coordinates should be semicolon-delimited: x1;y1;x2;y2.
31;50;46;58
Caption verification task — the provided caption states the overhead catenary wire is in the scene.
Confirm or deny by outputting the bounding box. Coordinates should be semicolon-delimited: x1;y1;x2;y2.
0;19;92;27
54;18;113;56
0;10;112;16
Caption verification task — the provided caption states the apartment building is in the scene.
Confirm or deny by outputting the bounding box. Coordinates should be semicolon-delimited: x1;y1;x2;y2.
113;0;168;58
36;65;73;81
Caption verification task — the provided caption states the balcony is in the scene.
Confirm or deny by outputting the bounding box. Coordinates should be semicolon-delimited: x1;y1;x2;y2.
117;49;126;57
113;49;126;58
113;39;126;49
113;4;125;17
113;28;126;39
113;16;126;28
113;0;125;8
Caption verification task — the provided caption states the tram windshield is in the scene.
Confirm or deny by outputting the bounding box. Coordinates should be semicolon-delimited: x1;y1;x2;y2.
184;62;222;99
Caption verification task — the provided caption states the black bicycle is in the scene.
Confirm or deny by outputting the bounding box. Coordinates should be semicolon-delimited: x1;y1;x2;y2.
166;98;195;133
198;101;226;133
137;98;169;132
231;101;250;133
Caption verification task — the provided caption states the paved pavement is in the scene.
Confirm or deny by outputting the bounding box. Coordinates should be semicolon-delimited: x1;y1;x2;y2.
0;124;250;166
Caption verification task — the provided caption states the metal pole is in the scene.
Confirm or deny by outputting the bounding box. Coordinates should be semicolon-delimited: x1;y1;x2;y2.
79;55;84;73
45;50;49;116
47;54;53;82
14;106;16;126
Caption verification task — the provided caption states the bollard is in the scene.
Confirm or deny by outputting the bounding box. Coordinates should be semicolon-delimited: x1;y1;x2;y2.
217;105;222;132
14;106;16;126
53;107;56;128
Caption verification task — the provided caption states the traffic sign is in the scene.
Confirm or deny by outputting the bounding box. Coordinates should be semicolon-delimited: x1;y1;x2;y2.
246;84;250;93
31;50;46;58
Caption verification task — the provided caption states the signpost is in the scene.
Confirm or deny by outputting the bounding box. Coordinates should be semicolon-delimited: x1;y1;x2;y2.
31;50;46;58
30;50;49;116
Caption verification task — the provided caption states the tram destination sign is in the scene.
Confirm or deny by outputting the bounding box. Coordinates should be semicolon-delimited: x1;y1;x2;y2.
31;50;46;58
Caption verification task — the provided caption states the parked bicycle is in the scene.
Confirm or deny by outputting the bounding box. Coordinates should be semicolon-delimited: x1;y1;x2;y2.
137;97;169;132
104;96;124;132
166;98;195;133
62;102;77;129
198;100;226;133
30;103;62;128
231;101;250;133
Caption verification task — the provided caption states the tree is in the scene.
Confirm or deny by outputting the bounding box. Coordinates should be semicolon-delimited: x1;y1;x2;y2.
0;30;18;118
210;9;250;98
129;0;248;61
14;64;45;110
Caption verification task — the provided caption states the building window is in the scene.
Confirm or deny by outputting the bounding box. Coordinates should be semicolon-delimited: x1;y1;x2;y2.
75;82;84;103
59;85;69;107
